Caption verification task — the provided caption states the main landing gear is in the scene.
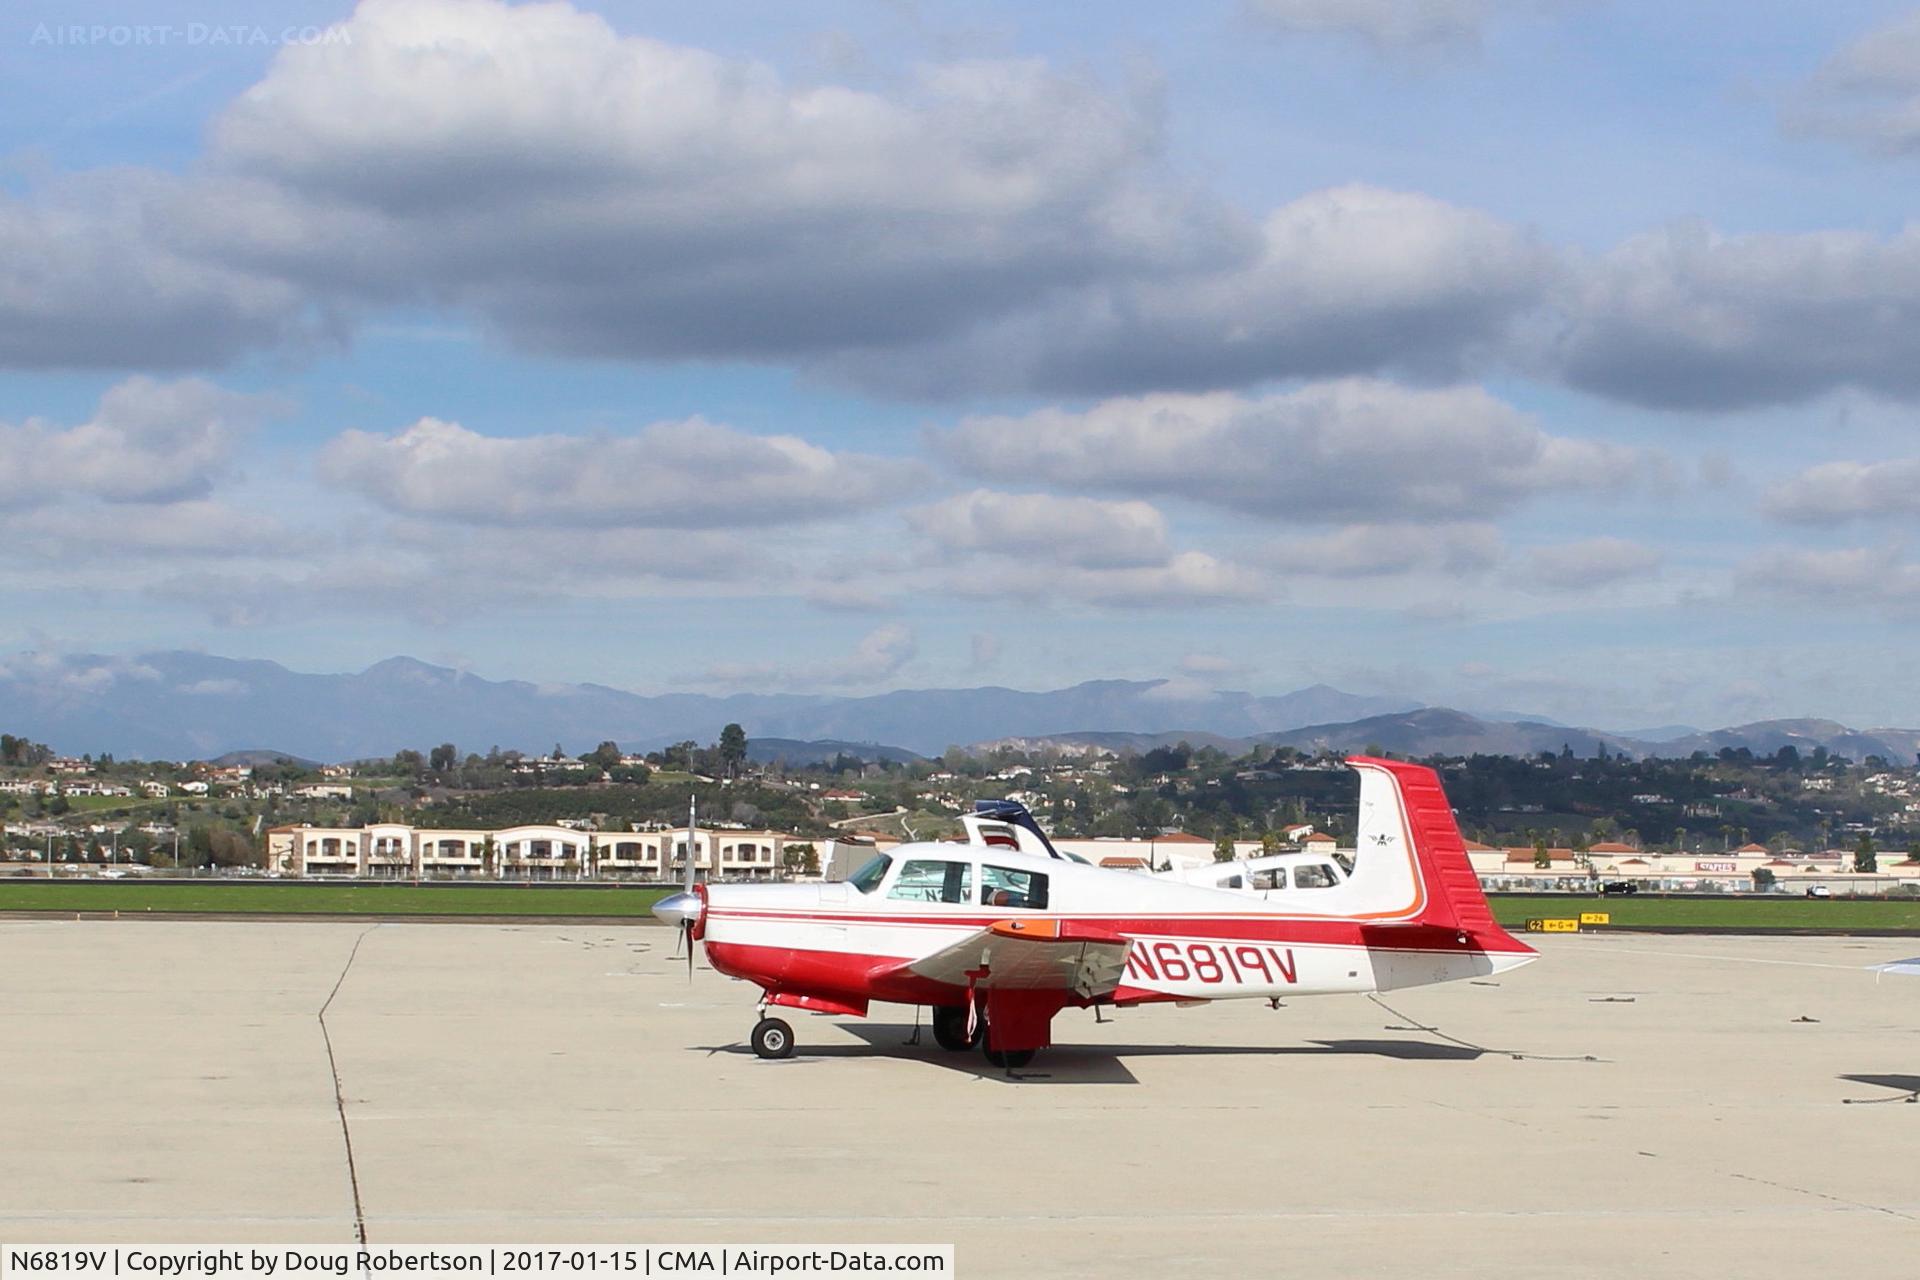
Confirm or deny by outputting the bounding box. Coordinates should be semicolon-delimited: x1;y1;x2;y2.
930;1003;1036;1069
748;1004;1038;1070
930;1005;981;1052
983;1044;1035;1070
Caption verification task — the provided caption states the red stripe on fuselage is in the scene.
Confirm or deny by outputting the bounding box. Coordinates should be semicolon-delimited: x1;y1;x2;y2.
704;907;1531;953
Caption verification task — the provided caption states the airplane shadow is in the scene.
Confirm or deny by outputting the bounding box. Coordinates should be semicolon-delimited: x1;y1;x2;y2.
694;1024;1481;1084
1838;1072;1920;1101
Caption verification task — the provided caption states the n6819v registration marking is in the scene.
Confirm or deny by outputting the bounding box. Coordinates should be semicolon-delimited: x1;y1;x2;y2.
1124;940;1297;986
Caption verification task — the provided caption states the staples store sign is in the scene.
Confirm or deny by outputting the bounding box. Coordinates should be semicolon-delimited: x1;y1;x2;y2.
1694;860;1738;872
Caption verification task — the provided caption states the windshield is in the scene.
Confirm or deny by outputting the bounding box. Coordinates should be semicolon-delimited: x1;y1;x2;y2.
848;853;892;894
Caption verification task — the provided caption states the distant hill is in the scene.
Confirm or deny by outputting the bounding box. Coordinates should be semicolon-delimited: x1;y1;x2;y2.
1259;708;1641;759
208;749;322;769
5;650;1914;766
0;651;1417;761
1654;719;1920;764
1255;710;1920;764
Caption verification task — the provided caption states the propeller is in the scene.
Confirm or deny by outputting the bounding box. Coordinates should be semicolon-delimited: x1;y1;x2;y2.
653;889;703;977
654;792;704;979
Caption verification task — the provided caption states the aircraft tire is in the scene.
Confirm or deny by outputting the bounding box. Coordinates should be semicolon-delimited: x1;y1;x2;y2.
983;1045;1035;1070
751;1017;795;1059
931;1006;978;1051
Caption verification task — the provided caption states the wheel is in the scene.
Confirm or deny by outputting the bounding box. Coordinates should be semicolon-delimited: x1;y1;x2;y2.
751;1016;794;1059
983;1044;1035;1070
931;1005;978;1051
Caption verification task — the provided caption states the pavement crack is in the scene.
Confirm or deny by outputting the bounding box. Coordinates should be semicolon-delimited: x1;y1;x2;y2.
320;926;378;1246
1724;1170;1918;1222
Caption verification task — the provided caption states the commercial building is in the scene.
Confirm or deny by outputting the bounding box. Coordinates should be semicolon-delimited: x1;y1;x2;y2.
266;823;811;880
1468;842;1920;894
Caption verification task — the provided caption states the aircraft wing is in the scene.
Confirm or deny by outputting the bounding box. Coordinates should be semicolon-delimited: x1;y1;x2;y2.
891;920;1132;999
1872;957;1920;977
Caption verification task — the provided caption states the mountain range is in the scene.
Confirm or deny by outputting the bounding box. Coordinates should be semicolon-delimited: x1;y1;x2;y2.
1;650;1916;767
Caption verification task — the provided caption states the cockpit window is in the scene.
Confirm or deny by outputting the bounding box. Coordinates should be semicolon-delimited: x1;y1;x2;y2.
887;859;973;904
981;864;1048;910
1253;868;1286;891
1294;862;1339;889
848;853;892;894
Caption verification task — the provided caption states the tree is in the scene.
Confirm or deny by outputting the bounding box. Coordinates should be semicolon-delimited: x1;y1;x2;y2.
783;842;819;877
1212;834;1236;863
1855;833;1878;874
1532;834;1551;870
1752;867;1776;891
392;749;426;777
429;743;458;773
718;723;749;778
586;740;623;773
207;829;256;868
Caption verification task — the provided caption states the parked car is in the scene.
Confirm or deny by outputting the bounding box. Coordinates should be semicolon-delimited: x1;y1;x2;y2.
1806;885;1832;898
1599;880;1639;896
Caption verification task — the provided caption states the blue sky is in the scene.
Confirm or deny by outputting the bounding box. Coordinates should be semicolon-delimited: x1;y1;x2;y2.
2;0;1919;730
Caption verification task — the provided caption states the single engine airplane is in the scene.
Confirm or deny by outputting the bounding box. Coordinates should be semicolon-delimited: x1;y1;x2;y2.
653;756;1534;1068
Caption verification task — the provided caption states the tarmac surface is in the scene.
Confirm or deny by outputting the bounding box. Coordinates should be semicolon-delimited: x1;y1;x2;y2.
2;920;1917;1277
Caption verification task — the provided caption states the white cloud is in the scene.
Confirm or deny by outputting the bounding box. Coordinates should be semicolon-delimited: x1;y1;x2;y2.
939;380;1641;523
697;622;918;689
0;652;161;693
0;377;284;509
1787;11;1920;155
1520;537;1662;590
843;184;1554;397
1179;651;1253;678
908;489;1171;569
194;0;1224;363
1552;221;1920;409
0;501;286;562
1764;458;1920;524
1;0;1912;421
0;172;314;370
942;550;1269;608
1737;544;1920;614
319;415;915;528
1243;0;1533;53
1264;521;1503;576
180;679;248;696
902;486;1267;606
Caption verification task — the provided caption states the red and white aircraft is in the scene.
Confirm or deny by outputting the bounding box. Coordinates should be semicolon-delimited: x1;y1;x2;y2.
654;756;1534;1068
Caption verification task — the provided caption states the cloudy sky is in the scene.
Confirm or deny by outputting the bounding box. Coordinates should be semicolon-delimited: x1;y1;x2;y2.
3;0;1920;729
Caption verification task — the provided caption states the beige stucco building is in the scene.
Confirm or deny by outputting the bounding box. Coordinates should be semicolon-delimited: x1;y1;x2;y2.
266;823;808;880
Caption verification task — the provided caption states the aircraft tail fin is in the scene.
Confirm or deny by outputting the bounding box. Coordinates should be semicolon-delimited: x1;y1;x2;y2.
1348;756;1527;953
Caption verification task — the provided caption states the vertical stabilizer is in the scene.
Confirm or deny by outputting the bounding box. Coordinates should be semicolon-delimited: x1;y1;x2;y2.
1348;756;1522;950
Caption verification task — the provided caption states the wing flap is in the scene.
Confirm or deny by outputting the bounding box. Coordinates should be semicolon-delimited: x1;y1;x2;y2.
894;919;1132;998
